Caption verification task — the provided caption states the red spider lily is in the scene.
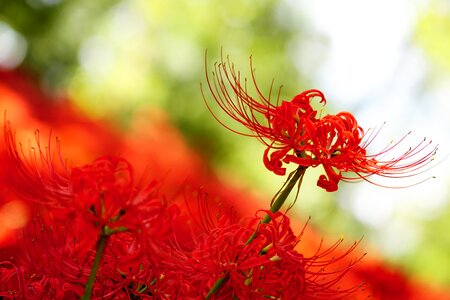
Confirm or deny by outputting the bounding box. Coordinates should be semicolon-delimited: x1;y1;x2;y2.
71;156;135;226
1;121;170;234
0;214;168;299
0;123;181;298
203;55;438;191
0;262;82;299
0;154;177;299
0;216;92;299
157;208;362;299
71;155;167;232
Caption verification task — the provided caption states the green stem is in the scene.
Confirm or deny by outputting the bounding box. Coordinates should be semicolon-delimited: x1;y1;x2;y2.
205;275;229;300
81;230;109;300
205;166;306;298
261;166;305;224
246;166;306;245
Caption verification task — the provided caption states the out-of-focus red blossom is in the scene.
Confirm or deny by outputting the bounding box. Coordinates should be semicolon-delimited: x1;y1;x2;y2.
0;149;178;298
71;155;166;232
350;261;450;300
0;199;29;246
203;56;438;191
1;123;168;235
0;69;125;245
289;220;450;300
156;207;362;299
0;70;124;164
0;69;257;245
355;263;411;299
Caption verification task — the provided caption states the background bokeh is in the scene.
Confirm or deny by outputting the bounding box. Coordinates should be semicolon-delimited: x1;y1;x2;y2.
1;0;449;290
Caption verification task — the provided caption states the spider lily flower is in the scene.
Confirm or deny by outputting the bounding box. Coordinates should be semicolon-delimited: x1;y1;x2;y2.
158;209;362;299
0;213;169;299
203;55;438;191
1;121;168;234
0;124;178;298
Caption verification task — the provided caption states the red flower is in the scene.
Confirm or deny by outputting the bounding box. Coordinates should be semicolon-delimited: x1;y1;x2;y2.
0;216;91;299
354;263;411;300
1;121;72;207
0;213;167;299
159;208;362;299
71;155;141;231
203;55;437;191
1;121;169;233
0;123;181;298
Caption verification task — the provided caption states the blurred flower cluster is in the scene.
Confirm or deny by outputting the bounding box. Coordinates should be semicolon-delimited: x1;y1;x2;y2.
0;61;449;300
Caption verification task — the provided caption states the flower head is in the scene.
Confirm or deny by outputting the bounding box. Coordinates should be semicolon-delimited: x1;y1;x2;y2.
1;121;171;234
203;55;437;191
158;202;362;299
71;155;136;230
0;123;179;299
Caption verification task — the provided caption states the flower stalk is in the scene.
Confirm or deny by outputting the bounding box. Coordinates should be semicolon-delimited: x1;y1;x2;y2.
81;228;109;300
246;166;306;245
205;275;229;300
261;166;306;224
205;166;306;298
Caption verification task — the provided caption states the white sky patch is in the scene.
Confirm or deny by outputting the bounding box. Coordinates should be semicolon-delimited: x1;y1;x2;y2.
300;0;416;105
79;36;115;80
0;22;27;69
348;187;395;227
375;218;422;257
288;0;450;257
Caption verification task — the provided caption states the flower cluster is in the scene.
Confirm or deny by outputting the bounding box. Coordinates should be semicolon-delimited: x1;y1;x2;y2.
0;124;362;299
0;131;176;298
203;56;437;191
159;209;362;299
